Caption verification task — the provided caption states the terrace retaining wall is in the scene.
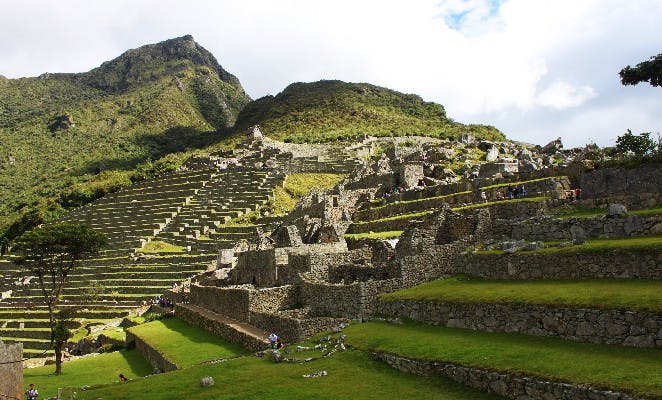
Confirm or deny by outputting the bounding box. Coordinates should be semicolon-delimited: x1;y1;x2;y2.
377;299;662;348
126;331;178;372
375;353;646;400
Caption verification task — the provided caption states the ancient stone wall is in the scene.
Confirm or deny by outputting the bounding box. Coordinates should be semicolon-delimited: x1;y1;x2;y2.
580;164;662;207
354;191;474;221
377;300;662;348
300;278;402;319
491;214;662;242
232;249;277;287
456;249;661;280
248;285;300;314
126;331;178;372
0;340;23;400
189;284;251;322
249;311;348;344
374;353;644;400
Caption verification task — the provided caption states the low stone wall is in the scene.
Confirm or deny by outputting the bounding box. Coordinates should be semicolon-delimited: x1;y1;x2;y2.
374;353;645;400
346;213;431;234
249;311;348;344
455;248;661;280
354;191;474;222
0;341;22;400
190;284;250;322
174;305;268;352
492;214;662;241
456;199;548;221
126;331;178;372
377;299;662;348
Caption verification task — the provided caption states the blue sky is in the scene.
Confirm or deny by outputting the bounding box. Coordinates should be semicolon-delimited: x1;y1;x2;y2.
0;0;660;147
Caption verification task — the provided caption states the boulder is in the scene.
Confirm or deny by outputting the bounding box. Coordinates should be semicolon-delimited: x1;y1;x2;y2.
200;376;215;387
270;349;285;363
570;225;587;245
607;203;628;218
541;137;563;154
485;146;499;162
500;240;527;253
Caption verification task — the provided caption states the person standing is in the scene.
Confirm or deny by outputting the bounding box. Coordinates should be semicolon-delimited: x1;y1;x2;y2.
26;384;39;400
269;333;278;349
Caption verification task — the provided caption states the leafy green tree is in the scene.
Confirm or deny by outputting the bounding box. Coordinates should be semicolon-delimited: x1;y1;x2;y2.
615;130;656;156
619;53;662;87
12;223;107;374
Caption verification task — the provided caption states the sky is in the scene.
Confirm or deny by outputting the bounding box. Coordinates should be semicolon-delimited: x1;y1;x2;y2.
1;0;660;147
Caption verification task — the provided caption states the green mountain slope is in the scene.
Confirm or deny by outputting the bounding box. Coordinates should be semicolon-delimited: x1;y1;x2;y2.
0;35;250;233
234;80;504;143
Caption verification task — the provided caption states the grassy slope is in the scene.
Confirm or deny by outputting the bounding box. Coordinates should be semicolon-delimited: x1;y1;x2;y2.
126;318;248;368
381;276;662;311
345;321;662;398
234;80;505;143
72;350;503;400
476;235;662;255
23;349;152;395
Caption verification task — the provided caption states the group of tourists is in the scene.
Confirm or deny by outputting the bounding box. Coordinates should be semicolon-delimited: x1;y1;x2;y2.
482;184;527;203
153;296;175;310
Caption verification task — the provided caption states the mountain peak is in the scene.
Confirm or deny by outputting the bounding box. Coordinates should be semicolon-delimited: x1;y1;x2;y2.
79;35;242;92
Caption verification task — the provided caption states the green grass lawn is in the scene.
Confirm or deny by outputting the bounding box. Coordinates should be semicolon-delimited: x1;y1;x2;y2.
344;321;662;398
381;276;662;312
139;240;185;253
126;318;248;368
24;349;151;396
73;350;504;400
344;230;403;240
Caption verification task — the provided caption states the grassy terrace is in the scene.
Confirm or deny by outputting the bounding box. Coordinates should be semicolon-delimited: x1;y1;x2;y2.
126;318;248;368
345;230;404;240
554;205;662;219
351;210;432;225
62;350;502;400
24;350;152;395
381;276;662;312
478;176;567;191
476;235;662;255
352;197;549;227
363;190;472;212
344;321;662;398
139;240;185;253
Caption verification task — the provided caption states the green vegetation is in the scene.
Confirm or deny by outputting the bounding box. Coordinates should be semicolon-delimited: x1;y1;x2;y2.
234;80;504;143
452;196;548;211
345;321;662;398
139;240;185;253
126;319;248;368
479;176;566;190
363;191;472;212
24;350;152;395
620;53;662;87
351;210;432;225
477;235;662;255
344;231;404;240
554;205;662;218
63;350;502;400
228;173;345;224
381;276;662;312
0;36;250;244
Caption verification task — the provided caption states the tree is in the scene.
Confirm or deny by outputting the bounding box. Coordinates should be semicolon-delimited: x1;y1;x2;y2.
615;129;656;157
12;223;107;374
619;53;662;87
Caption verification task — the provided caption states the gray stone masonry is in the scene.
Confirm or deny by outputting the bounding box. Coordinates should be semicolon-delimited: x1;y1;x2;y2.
375;352;646;400
456;249;661;280
377;299;662;348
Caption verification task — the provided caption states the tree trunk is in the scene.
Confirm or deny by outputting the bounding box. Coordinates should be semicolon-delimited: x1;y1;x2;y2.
54;341;63;375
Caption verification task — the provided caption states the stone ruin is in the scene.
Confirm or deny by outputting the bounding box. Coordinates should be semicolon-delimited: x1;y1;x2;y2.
0;338;23;400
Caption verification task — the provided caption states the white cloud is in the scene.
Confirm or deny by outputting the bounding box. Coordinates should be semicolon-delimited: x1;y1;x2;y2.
536;81;596;109
0;0;660;146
